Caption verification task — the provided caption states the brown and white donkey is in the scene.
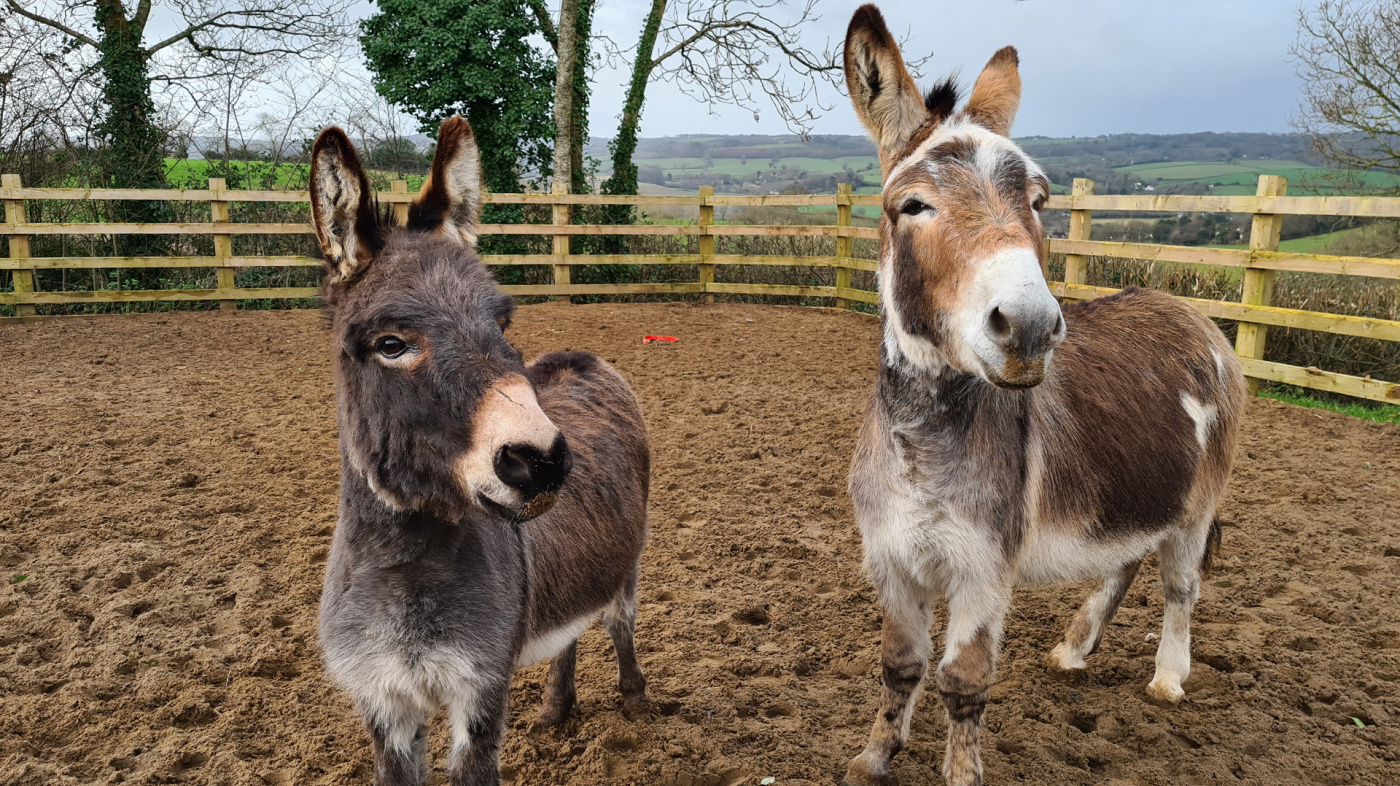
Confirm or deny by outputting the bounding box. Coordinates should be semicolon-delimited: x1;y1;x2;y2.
314;117;650;786
840;7;1245;786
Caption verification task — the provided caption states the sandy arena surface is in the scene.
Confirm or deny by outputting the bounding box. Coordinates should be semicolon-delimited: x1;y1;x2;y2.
2;302;1399;785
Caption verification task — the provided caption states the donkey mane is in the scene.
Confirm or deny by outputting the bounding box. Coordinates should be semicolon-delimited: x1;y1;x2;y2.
923;75;961;122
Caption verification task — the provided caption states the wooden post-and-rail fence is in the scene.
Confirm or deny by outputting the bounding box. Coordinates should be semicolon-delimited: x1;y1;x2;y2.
3;175;1400;405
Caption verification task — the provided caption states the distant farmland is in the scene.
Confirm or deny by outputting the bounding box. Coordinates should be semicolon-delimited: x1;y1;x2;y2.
1114;159;1400;195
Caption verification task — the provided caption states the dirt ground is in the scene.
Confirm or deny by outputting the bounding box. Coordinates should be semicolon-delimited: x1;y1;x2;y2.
2;301;1399;786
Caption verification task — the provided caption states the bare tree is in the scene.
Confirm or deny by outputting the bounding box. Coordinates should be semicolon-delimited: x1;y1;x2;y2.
602;0;842;197
6;0;353;189
1293;0;1400;177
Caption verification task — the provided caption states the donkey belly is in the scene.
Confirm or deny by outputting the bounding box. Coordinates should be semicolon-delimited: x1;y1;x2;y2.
1013;524;1168;587
516;611;598;668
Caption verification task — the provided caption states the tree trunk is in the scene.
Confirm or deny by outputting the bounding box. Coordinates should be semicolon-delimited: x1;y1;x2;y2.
93;0;167;257
551;0;580;192
568;0;595;194
601;0;665;198
93;0;164;191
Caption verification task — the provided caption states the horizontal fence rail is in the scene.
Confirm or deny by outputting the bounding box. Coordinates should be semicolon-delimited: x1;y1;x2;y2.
2;175;1399;404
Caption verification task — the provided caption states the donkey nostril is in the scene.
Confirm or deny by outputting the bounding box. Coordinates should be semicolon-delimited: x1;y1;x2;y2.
1052;313;1067;340
494;445;538;491
987;306;1013;341
494;435;571;499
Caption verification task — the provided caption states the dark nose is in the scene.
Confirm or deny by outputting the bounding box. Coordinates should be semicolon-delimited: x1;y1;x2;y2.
986;301;1066;359
494;433;571;500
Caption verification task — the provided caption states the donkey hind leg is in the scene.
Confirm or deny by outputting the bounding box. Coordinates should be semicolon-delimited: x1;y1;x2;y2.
603;565;650;721
844;574;935;786
365;701;431;786
447;678;510;786
1146;519;1211;708
935;580;1011;786
1046;559;1142;679
532;640;579;729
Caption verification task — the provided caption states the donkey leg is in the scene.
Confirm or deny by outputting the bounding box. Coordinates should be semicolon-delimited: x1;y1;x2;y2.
532;641;579;729
1046;559;1142;678
936;581;1011;786
1146;522;1210;708
447;679;510;786
365;701;431;786
603;566;650;721
845;573;935;786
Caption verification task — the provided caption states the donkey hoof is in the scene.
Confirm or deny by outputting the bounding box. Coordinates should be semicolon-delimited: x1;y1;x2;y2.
529;705;572;733
1144;679;1184;708
843;758;898;786
622;696;652;723
1044;657;1085;684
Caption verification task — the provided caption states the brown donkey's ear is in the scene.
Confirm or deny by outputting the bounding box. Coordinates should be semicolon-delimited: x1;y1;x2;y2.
844;4;928;171
409;115;483;247
964;47;1021;137
310;127;382;283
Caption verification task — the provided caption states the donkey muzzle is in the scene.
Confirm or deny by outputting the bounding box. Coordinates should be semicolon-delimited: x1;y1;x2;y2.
983;298;1066;388
456;374;567;520
493;434;571;518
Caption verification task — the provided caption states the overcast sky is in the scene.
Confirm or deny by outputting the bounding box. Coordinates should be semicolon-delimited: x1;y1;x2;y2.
583;0;1307;139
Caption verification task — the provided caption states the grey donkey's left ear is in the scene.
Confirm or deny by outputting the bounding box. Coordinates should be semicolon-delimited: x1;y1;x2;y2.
409;115;483;247
310;126;383;283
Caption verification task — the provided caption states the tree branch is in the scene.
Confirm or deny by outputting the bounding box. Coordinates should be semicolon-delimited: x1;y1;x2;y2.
4;0;98;48
527;0;558;50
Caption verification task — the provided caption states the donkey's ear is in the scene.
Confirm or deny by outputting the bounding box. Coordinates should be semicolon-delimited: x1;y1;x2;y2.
409;115;483;247
964;47;1021;137
310;126;382;283
844;4;928;170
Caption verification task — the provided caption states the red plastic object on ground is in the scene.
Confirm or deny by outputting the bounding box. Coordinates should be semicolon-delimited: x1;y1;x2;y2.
642;335;678;344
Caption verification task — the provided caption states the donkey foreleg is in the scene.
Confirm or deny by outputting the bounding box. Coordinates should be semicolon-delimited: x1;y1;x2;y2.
845;575;935;786
365;706;430;786
448;679;510;786
1047;560;1141;679
603;565;650;721
936;581;1010;786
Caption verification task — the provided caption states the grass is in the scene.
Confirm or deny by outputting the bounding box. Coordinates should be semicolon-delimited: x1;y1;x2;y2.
1114;159;1400;196
1261;384;1400;424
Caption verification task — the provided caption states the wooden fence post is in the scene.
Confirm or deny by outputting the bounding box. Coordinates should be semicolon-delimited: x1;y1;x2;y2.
1061;178;1095;295
2;174;36;316
1236;174;1288;395
209;177;235;311
834;183;852;310
392;180;410;226
552;181;571;304
699;185;715;304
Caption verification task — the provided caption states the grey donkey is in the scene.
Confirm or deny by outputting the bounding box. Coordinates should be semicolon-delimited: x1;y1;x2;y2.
313;116;651;786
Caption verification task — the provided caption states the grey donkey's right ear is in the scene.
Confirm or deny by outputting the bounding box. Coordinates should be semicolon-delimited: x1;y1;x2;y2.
844;4;930;174
409;115;483;247
310;127;383;283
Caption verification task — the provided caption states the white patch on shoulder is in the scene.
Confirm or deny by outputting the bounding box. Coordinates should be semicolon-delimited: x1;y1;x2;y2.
516;613;597;668
1179;392;1218;449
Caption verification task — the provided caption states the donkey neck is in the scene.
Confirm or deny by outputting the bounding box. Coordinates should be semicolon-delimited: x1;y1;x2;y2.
336;465;521;565
876;326;1026;438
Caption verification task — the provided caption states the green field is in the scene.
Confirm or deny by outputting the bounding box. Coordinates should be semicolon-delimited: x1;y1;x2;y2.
1114;159;1400;195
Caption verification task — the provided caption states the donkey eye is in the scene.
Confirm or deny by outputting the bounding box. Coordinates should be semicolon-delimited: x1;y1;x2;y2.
375;336;409;359
1032;195;1046;212
901;199;934;217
